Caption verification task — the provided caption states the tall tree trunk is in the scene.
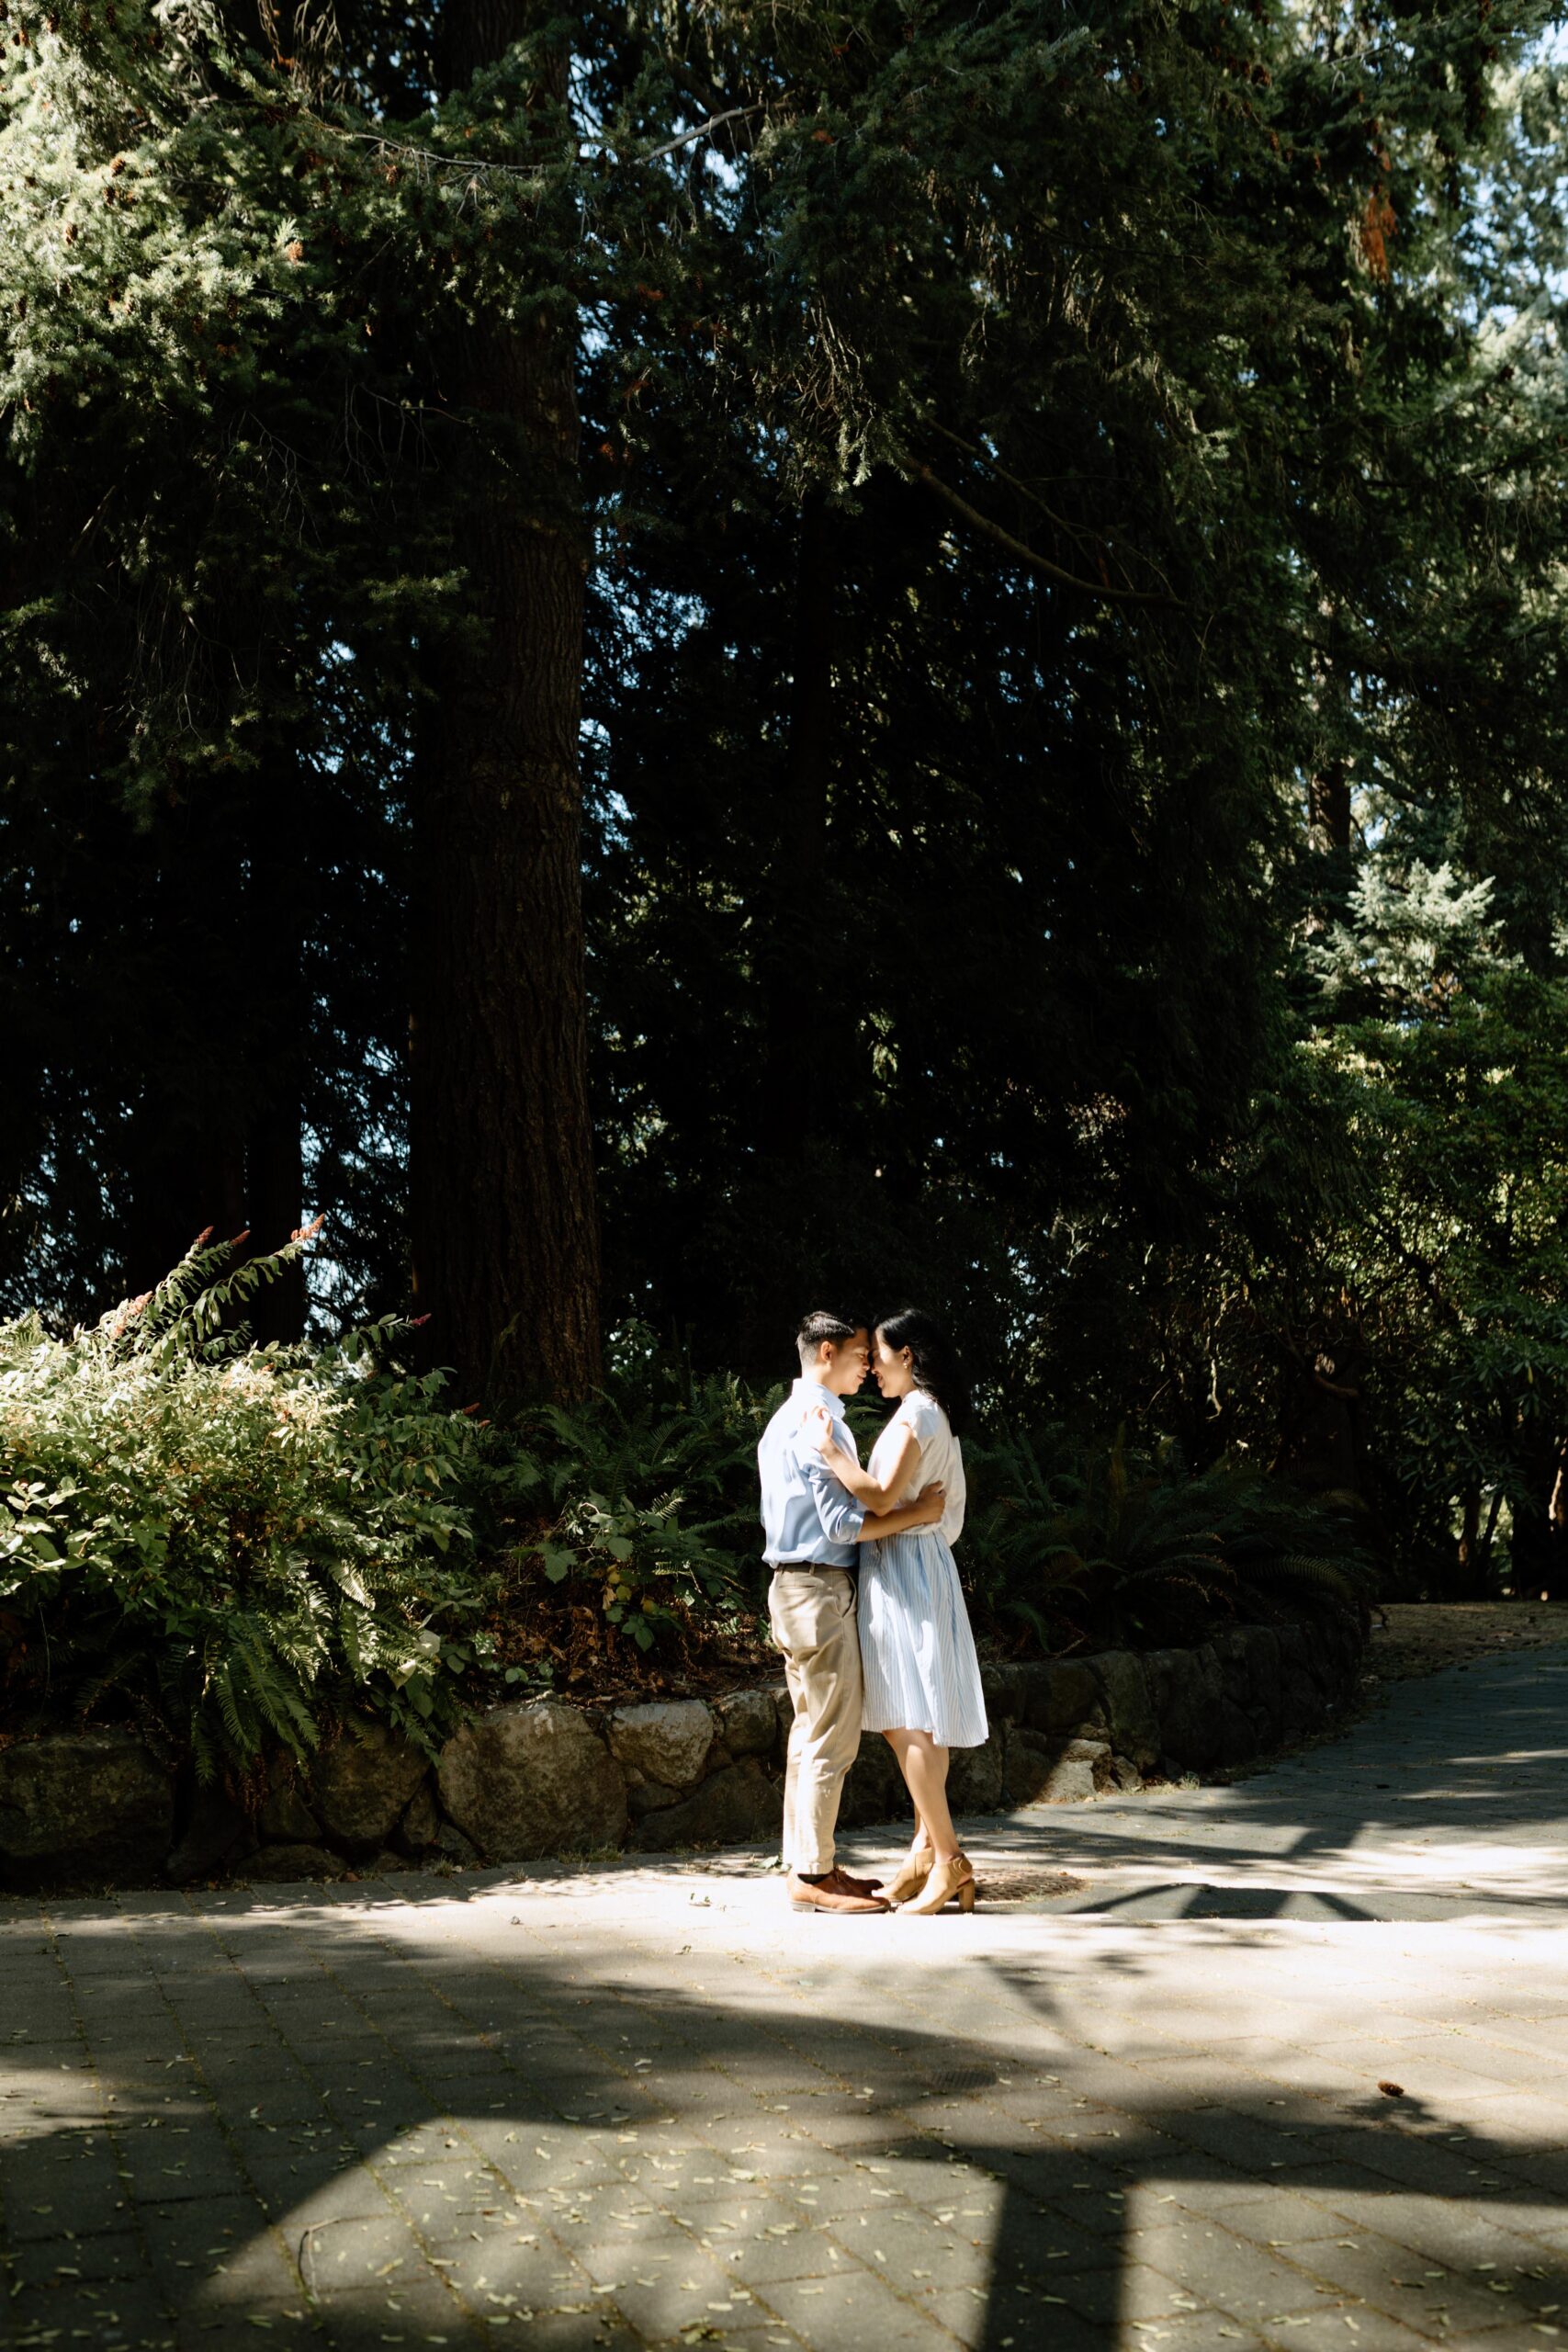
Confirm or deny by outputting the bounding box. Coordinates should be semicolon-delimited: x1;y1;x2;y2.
1273;1337;1366;1497
245;750;307;1344
1307;759;1350;861
734;494;840;1369
123;759;308;1332
410;0;601;1402
123;797;248;1295
1456;1486;1485;1595
1507;1439;1568;1600
1305;611;1353;934
760;492;837;1159
125;1114;247;1296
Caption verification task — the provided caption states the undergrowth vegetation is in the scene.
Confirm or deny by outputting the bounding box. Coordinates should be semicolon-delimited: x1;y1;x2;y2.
2;1249;1375;1771
965;1428;1372;1654
0;1237;511;1776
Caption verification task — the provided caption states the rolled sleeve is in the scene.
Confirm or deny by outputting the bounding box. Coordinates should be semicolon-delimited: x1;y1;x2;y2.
799;1453;866;1547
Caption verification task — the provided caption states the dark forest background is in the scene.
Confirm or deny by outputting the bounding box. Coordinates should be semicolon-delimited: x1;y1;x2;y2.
6;0;1568;1598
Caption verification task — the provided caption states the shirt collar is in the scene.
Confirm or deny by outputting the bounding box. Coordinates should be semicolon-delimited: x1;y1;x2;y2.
792;1377;841;1411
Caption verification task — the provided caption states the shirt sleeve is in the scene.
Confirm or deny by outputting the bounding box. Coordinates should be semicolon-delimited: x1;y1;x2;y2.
905;1392;941;1441
797;1450;866;1546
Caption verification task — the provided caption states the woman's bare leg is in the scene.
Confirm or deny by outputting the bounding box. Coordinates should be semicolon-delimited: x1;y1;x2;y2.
884;1729;959;1862
884;1728;935;1854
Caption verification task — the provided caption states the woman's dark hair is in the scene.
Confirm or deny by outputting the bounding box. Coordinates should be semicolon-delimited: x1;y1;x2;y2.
874;1307;971;1435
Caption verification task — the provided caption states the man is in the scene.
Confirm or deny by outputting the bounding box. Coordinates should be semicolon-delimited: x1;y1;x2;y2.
759;1309;945;1914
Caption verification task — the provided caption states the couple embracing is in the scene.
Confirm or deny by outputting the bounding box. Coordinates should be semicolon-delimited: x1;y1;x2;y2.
757;1307;987;1917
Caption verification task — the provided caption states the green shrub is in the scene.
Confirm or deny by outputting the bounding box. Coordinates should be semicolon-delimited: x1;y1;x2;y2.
2;1259;1377;1770
501;1341;771;1658
0;1235;510;1777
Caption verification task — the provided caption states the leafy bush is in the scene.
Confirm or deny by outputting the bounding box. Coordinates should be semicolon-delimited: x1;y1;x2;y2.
0;1235;509;1777
479;1342;774;1689
2;1254;1376;1770
494;1363;1375;1674
522;1375;763;1645
495;1363;1375;1672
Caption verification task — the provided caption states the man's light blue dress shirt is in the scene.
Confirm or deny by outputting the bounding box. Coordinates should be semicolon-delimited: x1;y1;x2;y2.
758;1378;866;1566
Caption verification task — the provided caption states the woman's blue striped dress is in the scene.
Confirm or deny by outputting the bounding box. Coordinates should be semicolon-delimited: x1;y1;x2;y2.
858;1391;988;1748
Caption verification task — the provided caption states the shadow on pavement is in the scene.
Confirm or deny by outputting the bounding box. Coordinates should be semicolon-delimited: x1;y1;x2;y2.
5;1883;1568;2352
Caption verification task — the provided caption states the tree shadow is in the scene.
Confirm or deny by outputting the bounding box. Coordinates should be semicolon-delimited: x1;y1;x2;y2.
6;1880;1568;2351
1069;1883;1382;1922
991;1645;1568;1918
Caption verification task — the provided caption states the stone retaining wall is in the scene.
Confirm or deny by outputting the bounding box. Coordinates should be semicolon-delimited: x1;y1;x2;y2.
0;1608;1364;1893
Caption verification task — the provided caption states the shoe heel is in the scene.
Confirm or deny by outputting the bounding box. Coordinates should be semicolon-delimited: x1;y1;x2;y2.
958;1880;976;1914
886;1855;934;1905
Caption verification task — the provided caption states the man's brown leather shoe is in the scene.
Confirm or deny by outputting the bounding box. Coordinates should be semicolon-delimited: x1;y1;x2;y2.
788;1871;890;1913
832;1867;885;1897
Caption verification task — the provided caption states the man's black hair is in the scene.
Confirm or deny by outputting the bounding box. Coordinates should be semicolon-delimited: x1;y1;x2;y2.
795;1309;863;1367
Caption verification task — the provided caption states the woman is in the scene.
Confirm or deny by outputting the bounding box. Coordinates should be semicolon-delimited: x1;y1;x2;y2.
806;1308;987;1915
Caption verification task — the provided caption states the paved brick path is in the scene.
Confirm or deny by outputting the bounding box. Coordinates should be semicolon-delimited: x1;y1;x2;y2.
5;1640;1568;2352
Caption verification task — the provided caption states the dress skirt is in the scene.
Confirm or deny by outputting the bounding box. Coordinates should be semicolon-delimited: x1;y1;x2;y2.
858;1529;989;1749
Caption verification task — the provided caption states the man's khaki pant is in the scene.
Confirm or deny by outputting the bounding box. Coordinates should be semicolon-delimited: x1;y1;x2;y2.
768;1566;863;1876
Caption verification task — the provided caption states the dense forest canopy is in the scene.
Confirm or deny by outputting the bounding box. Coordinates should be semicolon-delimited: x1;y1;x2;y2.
4;0;1568;1590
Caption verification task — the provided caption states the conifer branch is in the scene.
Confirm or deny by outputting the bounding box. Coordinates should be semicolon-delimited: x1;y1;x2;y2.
641;106;761;162
926;420;1084;541
914;464;1181;608
926;421;1174;600
331;104;761;182
336;130;545;182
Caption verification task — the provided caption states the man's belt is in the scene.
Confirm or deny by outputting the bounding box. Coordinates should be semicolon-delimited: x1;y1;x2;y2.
771;1559;853;1573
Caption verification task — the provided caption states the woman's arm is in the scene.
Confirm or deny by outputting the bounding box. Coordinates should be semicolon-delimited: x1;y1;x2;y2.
854;1481;945;1541
803;1407;919;1511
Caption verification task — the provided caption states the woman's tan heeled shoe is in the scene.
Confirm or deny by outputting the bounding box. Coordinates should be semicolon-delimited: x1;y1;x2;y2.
884;1848;935;1905
900;1851;976;1916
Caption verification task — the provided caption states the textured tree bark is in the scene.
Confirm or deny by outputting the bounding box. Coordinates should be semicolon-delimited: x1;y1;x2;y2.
125;1113;247;1299
1305;614;1353;934
1456;1486;1484;1595
246;1104;305;1340
1506;1439;1568;1600
123;760;307;1335
245;752;307;1345
409;0;601;1402
759;492;837;1159
1271;1339;1366;1498
122;798;249;1297
1306;760;1350;859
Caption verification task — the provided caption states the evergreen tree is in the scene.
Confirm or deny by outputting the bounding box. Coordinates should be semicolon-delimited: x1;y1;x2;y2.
4;0;1566;1507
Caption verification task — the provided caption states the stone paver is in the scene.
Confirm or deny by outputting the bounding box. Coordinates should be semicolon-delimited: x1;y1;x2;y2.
5;1641;1568;2350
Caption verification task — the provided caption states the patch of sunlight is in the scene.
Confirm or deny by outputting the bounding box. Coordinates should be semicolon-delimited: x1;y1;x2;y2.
0;2068;110;2132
